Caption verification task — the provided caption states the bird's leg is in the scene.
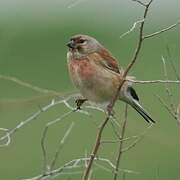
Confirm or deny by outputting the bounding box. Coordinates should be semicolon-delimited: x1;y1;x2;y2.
107;104;115;116
75;98;87;110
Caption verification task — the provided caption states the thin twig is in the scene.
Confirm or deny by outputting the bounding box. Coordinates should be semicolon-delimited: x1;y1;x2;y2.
143;21;180;39
24;157;138;180
109;119;121;139
128;79;180;84
0;98;61;147
132;0;147;7
101;136;139;144
113;104;128;180
156;95;176;119
0;74;60;95
0;94;94;147
161;56;176;112
94;162;112;173
123;0;153;77
153;57;180;124
122;172;126;180
120;19;145;39
82;115;111;180
41;111;74;173
122;124;153;152
50;122;75;170
166;45;180;81
0;128;10;147
83;1;154;179
101;124;154;145
177;104;180;123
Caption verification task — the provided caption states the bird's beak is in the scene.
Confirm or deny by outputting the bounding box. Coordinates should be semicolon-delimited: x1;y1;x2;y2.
66;40;76;49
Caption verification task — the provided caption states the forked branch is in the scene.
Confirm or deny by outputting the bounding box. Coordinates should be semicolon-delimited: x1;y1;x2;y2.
83;0;154;179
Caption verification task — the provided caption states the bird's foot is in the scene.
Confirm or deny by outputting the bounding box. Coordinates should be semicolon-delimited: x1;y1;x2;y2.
107;104;114;116
75;98;87;110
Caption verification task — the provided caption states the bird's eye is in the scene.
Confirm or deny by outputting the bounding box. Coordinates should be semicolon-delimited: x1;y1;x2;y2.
79;39;86;44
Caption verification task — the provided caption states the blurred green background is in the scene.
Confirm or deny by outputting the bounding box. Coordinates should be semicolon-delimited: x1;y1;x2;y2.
0;0;180;179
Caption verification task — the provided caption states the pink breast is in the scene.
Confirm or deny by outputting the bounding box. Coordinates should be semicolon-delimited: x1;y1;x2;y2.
69;60;94;80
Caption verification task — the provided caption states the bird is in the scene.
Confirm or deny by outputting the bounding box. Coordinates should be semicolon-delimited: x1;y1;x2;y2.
66;34;155;123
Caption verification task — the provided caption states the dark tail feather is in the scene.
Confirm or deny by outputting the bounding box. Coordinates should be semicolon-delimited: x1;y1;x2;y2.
130;100;155;123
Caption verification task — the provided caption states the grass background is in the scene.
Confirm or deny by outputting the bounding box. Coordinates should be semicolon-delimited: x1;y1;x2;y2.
0;0;180;179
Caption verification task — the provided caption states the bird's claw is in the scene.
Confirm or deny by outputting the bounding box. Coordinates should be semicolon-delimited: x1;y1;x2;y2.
75;99;87;110
107;104;114;116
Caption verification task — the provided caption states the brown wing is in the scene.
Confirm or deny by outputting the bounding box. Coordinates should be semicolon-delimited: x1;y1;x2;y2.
94;48;120;74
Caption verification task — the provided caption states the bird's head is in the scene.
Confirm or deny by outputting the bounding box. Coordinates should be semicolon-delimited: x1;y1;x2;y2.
66;34;101;55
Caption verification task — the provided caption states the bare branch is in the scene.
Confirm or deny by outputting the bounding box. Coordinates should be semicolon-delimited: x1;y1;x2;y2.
43;121;75;175
82;115;111;180
122;124;153;152
0;74;61;95
101;136;139;144
122;172;126;180
128;79;180;84
162;56;176;112
41;112;75;173
120;19;145;39
132;0;147;7
109;119;121;139
0;94;94;147
24;157;139;180
155;56;180;124
143;21;180;39
177;104;180;123
156;95;177;119
123;137;143;152
0;99;61;147
101;123;153;145
123;0;153;77
94;162;112;173
83;1;154;179
113;104;128;180
0;128;10;147
166;45;180;80
154;56;180;123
